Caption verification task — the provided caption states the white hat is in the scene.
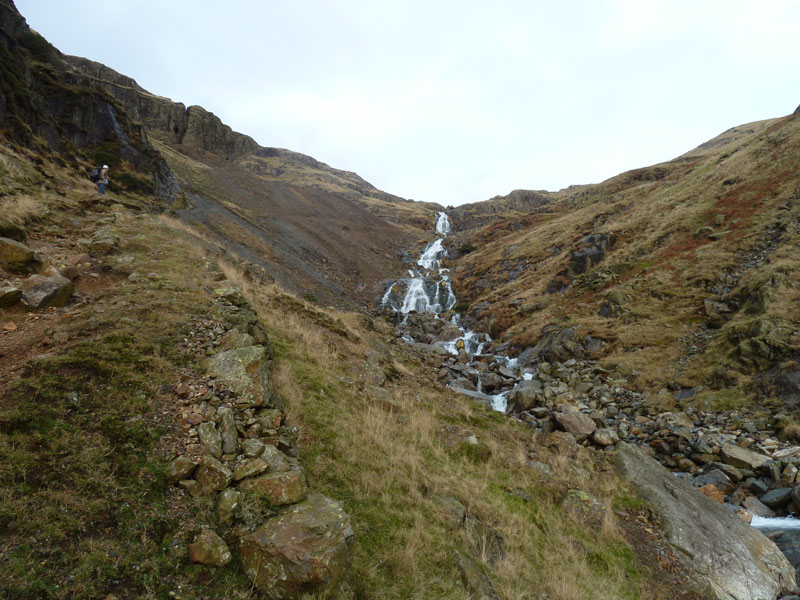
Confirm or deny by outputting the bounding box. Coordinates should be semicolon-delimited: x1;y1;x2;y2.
102;165;109;169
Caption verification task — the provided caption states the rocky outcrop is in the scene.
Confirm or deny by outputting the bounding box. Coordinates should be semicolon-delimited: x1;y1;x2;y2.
616;443;795;600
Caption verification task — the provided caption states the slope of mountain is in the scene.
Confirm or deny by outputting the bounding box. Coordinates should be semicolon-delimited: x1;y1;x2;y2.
1;0;439;308
447;112;800;409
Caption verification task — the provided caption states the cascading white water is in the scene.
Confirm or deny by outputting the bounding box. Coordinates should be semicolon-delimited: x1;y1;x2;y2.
435;211;451;236
380;211;511;412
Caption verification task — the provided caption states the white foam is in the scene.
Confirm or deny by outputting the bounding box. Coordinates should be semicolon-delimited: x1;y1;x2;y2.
751;515;800;529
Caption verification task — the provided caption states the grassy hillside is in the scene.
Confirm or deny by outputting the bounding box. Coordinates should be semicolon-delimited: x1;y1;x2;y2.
448;112;800;409
0;149;701;599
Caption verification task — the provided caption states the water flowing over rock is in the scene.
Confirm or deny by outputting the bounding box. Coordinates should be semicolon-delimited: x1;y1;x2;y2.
616;443;796;600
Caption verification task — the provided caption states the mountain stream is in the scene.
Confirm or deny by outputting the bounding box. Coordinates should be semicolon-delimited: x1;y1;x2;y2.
380;211;800;580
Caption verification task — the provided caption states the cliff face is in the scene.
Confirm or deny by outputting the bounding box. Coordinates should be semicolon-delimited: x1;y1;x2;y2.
64;55;259;159
0;0;177;199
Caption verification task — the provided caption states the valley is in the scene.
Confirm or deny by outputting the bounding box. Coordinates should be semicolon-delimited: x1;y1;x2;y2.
2;0;800;598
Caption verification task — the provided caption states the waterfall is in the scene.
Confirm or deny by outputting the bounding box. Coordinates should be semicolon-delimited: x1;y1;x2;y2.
380;211;510;412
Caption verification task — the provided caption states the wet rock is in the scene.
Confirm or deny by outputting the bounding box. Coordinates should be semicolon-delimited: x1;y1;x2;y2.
0;285;22;308
188;528;232;567
616;443;795;599
239;469;307;505
197;422;223;458
554;411;596;442
166;455;197;484
0;237;40;273
720;444;771;471
195;456;233;491
240;493;353;596
203;346;272;408
453;550;499;600
761;488;792;510
743;496;777;519
508;380;542;412
21;274;74;309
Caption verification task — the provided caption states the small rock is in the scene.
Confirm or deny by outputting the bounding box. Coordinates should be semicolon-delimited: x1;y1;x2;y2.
592;428;619;447
188;528;232;567
760;488;792;510
195;456;233;491
166;456;197;484
238;468;308;505
554;411;596;442
0;285;22;308
233;458;269;482
217;489;241;525
242;439;266;458
197;422;223;458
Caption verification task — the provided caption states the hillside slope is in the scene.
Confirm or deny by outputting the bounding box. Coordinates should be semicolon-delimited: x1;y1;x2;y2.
447;112;800;409
1;0;440;308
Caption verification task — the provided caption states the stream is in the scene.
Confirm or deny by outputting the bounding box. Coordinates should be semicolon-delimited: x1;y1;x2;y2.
380;211;800;581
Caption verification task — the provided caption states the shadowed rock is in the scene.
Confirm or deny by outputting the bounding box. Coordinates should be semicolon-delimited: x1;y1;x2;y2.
21;274;73;309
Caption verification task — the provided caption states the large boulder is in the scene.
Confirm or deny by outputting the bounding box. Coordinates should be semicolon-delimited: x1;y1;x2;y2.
203;346;272;408
0;237;40;273
21;274;74;309
240;493;353;597
616;443;795;600
720;444;771;471
508;380;542;412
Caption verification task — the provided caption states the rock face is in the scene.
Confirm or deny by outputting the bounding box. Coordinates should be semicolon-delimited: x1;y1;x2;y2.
203;346;272;408
616;443;795;600
240;493;353;597
21;274;74;309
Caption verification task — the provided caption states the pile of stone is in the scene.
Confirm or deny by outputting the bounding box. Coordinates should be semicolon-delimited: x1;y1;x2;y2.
167;287;353;597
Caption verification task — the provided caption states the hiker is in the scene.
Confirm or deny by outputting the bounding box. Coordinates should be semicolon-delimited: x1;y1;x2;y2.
97;165;109;194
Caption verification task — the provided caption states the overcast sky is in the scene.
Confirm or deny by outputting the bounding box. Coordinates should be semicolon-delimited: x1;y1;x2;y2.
16;0;800;206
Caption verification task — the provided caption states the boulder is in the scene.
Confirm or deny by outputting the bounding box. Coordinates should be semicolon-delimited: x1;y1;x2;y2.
453;550;499;600
240;493;353;596
720;444;771;471
693;469;735;494
217;489;241;525
195;456;233;491
88;230;119;256
0;285;22;308
0;237;39;272
21;274;74;309
238;468;307;505
554;411;596;442
760;488;792;510
203;346;272;408
508;380;542;412
616;443;795;600
188;528;232;567
743;496;776;519
166;455;197;484
592;428;619;447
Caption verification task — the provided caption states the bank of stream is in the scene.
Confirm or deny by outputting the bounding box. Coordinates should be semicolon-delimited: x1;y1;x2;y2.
380;211;800;588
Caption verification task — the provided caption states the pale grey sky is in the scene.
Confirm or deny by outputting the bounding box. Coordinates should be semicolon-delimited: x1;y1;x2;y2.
16;0;800;206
